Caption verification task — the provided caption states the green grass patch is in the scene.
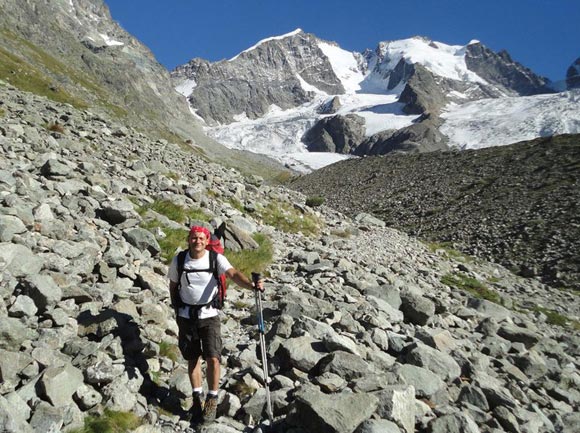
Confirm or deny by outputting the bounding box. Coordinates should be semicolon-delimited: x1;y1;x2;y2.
0;44;88;108
68;409;142;433
159;341;180;362
0;108;5;117
228;197;245;212
137;199;209;224
427;242;472;262
259;201;322;236
142;222;188;264
527;306;580;330
226;233;273;277
305;195;325;207
441;273;502;304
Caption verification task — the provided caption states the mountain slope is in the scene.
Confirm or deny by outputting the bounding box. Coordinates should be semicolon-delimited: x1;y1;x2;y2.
291;134;580;291
0;0;291;179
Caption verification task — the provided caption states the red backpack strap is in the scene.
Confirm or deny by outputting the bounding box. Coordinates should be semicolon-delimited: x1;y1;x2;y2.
208;250;227;309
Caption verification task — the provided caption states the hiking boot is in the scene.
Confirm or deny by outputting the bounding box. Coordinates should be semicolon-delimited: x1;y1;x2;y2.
188;392;204;423
202;394;218;423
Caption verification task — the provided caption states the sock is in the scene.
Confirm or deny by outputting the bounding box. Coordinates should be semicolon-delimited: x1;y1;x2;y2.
193;387;203;396
207;390;218;398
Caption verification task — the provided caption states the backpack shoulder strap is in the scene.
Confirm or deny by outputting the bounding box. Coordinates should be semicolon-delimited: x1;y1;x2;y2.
177;250;188;288
209;250;219;281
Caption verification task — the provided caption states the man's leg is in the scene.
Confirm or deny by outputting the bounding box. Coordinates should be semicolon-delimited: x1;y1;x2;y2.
188;356;203;389
206;356;220;391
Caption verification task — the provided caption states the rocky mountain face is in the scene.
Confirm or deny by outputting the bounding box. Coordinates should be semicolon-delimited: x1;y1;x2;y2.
291;134;580;292
2;82;579;433
172;30;345;126
0;0;196;139
463;43;551;96
567;57;580;89
173;32;555;158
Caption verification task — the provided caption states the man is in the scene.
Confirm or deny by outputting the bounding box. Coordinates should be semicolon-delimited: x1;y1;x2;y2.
168;225;264;424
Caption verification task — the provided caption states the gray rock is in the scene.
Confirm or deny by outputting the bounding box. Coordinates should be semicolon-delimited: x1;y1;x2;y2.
0;243;44;278
99;199;138;225
288;385;379;433
398;364;446;401
374;385;416;433
457;384;490;412
316;351;372;381
0;318;37;350
355;419;402;433
429;412;481;433
0;214;26;242
38;363;84;407
0;393;34;433
277;336;327;373
405;343;461;382
303;114;366;154
123;227;161;256
497;323;541;348
19;274;63;313
400;291;435;325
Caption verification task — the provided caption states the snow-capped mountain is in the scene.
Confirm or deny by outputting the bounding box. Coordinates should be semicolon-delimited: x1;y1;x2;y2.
172;30;580;171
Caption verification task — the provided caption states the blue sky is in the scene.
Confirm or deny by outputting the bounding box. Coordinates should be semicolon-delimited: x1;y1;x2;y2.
104;0;579;83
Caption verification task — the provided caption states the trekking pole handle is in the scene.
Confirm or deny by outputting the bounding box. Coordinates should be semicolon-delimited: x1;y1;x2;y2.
251;272;262;289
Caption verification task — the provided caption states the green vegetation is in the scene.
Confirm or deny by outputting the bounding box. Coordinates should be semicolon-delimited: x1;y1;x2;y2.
272;170;295;185
427;242;473;262
226;233;273;277
305;195;325;207
259;201;322;236
0;44;88;108
0;30;129;116
137;199;210;263
228;197;245;212
441;273;502;304
0;107;5;117
68;409;142;433
525;306;580;330
159;341;180;362
143;223;188;264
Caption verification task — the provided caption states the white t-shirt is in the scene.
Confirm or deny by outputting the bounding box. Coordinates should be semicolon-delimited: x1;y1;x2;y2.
169;250;233;319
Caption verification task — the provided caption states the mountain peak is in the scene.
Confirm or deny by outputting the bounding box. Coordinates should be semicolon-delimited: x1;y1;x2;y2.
229;28;305;61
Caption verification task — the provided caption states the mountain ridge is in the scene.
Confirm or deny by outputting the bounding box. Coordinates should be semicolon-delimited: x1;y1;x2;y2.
172;29;578;170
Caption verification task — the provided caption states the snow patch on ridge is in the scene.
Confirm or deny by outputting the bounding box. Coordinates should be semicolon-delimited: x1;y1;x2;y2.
229;28;303;61
317;41;364;93
99;33;123;47
378;37;486;84
175;79;197;97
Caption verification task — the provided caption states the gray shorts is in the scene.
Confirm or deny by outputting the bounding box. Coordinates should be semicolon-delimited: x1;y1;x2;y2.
177;315;222;361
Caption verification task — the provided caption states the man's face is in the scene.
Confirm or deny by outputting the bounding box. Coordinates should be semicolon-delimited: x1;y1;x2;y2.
188;231;209;252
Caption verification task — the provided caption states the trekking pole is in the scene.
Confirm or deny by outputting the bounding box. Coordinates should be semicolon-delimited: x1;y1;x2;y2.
252;272;274;426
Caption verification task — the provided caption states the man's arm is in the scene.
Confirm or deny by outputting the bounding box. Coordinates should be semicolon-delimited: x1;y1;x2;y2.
225;268;264;291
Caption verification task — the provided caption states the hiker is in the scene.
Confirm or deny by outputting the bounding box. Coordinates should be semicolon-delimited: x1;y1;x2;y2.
168;225;264;424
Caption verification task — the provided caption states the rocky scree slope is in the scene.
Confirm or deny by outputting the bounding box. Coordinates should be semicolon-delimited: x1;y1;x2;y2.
291;136;580;292
0;83;579;433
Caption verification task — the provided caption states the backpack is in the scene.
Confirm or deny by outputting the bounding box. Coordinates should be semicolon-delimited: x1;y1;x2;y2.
176;224;228;309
